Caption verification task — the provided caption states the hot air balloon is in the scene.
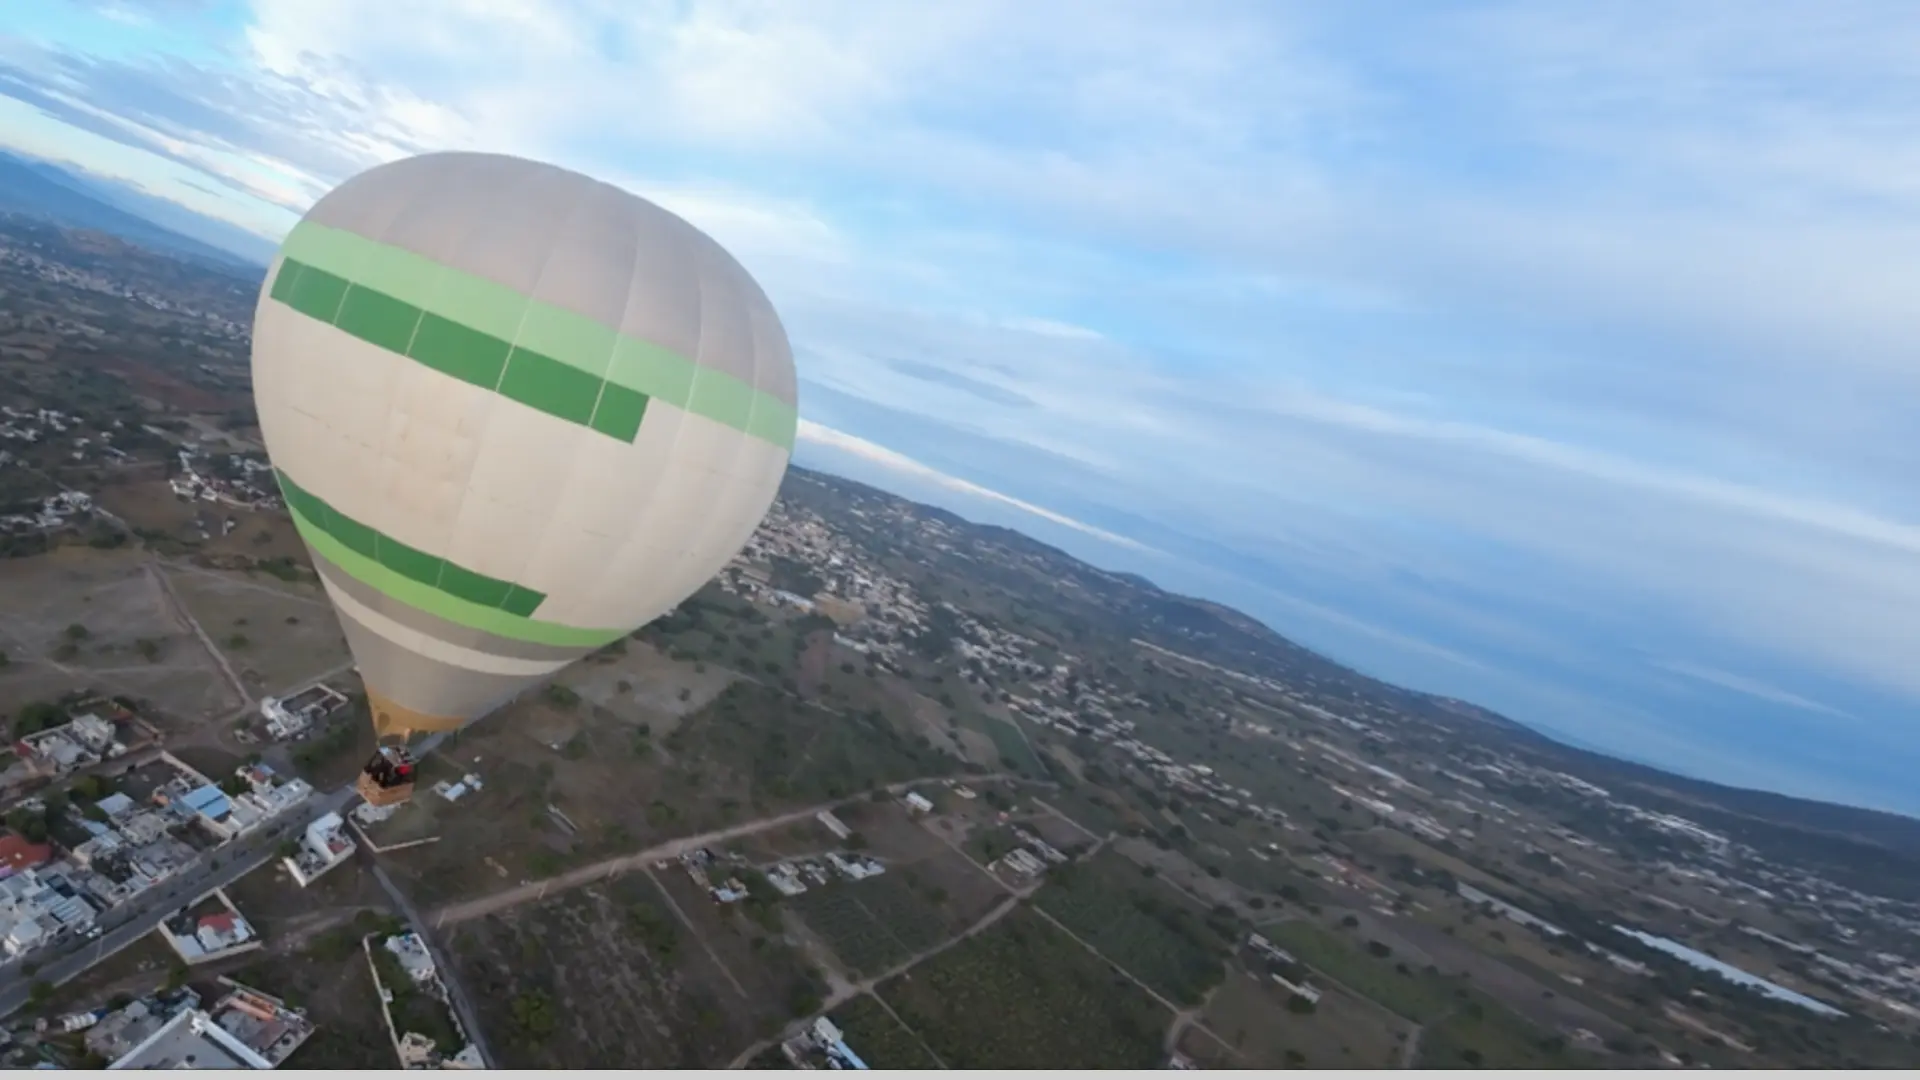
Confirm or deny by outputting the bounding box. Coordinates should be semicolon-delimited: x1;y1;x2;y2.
249;152;797;806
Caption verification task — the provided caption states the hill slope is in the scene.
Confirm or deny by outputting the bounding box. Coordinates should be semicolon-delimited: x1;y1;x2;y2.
0;152;262;269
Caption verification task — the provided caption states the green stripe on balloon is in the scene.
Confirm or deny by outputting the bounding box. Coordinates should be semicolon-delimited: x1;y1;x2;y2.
274;220;797;450
274;468;624;647
271;258;651;441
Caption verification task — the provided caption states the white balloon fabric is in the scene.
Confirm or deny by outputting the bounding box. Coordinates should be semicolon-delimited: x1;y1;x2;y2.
250;151;796;737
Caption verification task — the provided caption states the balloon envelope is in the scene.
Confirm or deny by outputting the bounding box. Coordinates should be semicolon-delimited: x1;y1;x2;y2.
249;151;796;738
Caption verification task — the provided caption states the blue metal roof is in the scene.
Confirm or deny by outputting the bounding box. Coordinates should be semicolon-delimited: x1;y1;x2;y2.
181;784;225;811
829;1041;869;1070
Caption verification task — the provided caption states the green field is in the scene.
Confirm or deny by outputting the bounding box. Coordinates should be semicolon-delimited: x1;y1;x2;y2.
1263;920;1460;1023
1417;997;1597;1070
790;875;949;976
880;906;1170;1069
1032;852;1234;1006
976;714;1045;776
828;994;941;1068
1028;781;1133;838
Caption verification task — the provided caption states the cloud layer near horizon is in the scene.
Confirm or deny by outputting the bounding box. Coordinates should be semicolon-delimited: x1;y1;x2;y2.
6;0;1920;812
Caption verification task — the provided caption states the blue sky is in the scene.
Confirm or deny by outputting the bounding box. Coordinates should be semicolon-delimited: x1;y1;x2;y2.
6;1;1920;813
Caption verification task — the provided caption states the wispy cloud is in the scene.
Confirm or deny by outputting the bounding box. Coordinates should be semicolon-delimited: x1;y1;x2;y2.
796;419;1149;552
1654;660;1855;721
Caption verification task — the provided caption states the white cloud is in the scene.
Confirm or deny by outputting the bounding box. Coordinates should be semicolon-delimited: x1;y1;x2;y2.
998;316;1104;341
795;419;1149;552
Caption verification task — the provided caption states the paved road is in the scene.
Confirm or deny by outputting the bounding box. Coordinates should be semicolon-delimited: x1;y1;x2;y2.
0;729;454;1022
0;785;357;1018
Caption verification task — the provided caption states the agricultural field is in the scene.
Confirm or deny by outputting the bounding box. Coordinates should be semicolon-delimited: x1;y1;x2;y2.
878;906;1170;1070
1112;835;1266;917
1355;825;1514;892
1263;919;1461;1023
964;823;1025;865
967;713;1044;778
1163;809;1323;902
448;871;815;1068
1025;802;1099;848
161;562;349;695
819;801;1010;924
789;874;950;977
1024;779;1136;838
1388;915;1635;1047
1032;851;1236;1007
826;993;941;1069
0;547;240;723
1191;969;1407;1070
663;681;961;811
1416;993;1603;1070
647;868;831;1021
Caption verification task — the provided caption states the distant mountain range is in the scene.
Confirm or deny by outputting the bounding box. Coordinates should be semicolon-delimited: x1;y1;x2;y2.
0;151;274;269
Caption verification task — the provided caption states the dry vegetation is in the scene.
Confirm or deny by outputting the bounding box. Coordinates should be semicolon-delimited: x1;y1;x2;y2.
448;871;823;1068
0;548;239;723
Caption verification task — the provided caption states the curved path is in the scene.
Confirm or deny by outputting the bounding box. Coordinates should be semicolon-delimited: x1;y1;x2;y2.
429;773;1010;927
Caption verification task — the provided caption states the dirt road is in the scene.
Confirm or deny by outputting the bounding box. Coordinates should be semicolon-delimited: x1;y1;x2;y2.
147;561;248;705
428;773;1010;927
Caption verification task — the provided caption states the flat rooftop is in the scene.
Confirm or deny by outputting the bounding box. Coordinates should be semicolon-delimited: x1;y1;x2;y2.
109;1010;271;1071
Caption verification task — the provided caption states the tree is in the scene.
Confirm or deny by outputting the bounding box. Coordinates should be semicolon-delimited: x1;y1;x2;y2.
63;623;89;641
511;991;557;1040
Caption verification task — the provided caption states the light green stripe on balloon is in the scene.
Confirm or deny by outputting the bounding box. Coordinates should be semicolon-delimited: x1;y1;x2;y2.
286;503;627;649
278;220;797;451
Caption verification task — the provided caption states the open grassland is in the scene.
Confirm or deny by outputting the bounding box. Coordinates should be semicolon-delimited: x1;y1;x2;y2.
0;548;239;723
161;563;347;695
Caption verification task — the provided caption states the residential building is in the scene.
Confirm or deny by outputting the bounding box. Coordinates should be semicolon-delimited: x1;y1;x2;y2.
284;811;355;888
108;1008;275;1070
